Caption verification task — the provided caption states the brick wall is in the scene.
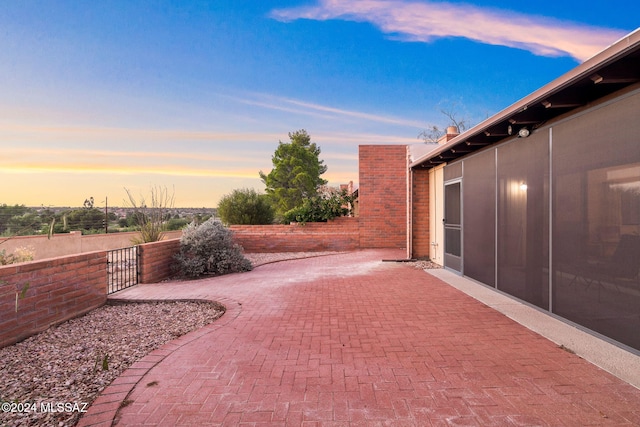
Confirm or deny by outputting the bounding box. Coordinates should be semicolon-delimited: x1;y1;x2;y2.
230;217;359;252
137;239;182;284
358;145;408;249
0;251;107;348
411;168;430;258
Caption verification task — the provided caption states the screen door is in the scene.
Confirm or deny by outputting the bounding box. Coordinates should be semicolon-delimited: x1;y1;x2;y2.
444;181;462;272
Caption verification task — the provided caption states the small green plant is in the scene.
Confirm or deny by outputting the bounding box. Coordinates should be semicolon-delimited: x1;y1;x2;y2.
173;218;252;278
93;353;109;372
15;282;30;312
102;353;109;371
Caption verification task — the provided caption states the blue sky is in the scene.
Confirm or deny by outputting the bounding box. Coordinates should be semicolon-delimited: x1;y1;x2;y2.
1;1;637;207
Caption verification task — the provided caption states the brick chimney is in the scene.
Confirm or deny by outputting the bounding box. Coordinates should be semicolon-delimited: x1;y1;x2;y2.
438;126;459;144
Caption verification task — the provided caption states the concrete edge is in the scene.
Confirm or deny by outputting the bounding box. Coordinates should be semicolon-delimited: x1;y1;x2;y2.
426;268;640;390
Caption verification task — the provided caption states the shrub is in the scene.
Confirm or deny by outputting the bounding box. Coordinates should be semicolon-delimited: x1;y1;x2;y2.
166;217;189;231
217;188;274;225
282;188;354;224
173;219;252;278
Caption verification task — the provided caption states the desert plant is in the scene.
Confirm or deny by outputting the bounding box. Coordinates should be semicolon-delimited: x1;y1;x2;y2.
124;185;175;244
0;247;35;265
173;218;252;278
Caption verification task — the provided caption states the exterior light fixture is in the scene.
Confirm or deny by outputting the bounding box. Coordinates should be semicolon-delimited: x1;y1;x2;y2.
518;127;530;138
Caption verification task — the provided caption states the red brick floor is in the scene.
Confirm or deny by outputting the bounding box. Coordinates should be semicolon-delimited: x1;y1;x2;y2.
79;250;640;426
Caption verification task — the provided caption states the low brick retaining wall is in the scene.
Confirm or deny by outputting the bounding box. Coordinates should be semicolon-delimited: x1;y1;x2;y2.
0;251;107;348
138;239;181;284
230;217;360;252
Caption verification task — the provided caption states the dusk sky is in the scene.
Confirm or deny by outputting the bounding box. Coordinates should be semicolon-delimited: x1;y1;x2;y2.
1;1;637;208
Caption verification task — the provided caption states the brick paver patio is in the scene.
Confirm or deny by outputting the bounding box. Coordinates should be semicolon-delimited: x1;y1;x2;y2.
79;250;640;426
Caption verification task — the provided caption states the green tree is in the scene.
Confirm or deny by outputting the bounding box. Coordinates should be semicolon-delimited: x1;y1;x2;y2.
259;130;328;220
0;204;32;235
217;188;274;225
65;208;104;232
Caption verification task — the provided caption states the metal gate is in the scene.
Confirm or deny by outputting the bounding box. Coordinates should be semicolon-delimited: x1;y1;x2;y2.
107;246;138;294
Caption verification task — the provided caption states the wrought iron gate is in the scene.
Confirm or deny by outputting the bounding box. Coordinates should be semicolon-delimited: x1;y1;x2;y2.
107;246;138;294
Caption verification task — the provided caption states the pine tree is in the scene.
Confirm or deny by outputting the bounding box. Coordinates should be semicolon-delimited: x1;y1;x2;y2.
259;130;328;219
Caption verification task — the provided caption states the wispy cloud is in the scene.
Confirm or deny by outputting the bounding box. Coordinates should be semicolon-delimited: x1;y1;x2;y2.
233;92;426;128
270;0;627;62
315;131;418;145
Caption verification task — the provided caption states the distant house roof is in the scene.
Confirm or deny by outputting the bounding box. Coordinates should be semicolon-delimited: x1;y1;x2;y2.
411;28;640;169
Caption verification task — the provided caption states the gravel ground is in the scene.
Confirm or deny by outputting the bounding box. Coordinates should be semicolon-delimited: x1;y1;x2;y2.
405;258;442;270
0;251;439;427
0;301;224;427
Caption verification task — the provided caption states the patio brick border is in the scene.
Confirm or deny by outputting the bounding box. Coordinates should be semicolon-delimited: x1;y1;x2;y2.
76;296;242;427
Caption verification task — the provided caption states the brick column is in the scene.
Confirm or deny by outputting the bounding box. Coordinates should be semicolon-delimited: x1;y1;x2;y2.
358;145;408;249
411;168;430;258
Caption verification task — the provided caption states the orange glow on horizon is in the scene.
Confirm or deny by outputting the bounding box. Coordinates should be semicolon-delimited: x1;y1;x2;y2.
0;163;262;179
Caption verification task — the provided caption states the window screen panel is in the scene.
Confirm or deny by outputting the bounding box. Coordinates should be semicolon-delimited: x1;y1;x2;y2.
497;133;549;309
463;149;496;287
552;91;640;351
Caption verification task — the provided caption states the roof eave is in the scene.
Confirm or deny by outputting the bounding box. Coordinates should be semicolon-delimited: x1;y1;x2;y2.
410;28;640;169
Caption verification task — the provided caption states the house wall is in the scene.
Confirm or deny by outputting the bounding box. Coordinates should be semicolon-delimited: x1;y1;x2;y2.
410;130;458;261
358;145;408;250
438;88;640;353
428;165;445;264
0;251;107;348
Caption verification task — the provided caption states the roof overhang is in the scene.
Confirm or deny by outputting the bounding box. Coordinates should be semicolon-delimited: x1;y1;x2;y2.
411;28;640;169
